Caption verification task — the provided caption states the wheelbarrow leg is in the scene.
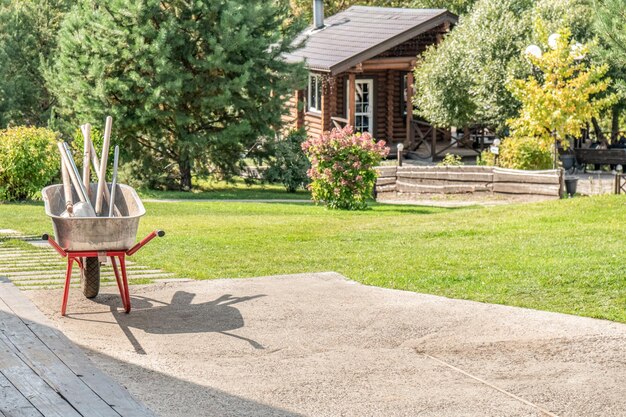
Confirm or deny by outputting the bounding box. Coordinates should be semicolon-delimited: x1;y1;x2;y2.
119;255;131;313
61;257;74;316
110;256;128;312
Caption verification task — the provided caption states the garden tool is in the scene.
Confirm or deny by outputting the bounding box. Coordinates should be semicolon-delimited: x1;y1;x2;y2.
60;159;73;217
57;142;95;217
81;123;91;200
95;116;112;215
109;145;120;217
88;136;121;217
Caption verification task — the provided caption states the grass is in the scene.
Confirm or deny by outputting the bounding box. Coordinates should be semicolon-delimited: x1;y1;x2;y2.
137;177;310;200
1;195;625;323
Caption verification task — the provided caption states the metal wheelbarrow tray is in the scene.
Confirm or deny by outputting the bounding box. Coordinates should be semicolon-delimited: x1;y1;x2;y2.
42;183;164;315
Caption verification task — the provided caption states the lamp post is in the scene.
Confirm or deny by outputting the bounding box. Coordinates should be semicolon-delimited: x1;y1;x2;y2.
397;143;404;167
492;138;501;166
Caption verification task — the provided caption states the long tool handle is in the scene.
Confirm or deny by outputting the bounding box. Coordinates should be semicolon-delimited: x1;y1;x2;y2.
108;145;119;217
81;124;91;200
57;142;87;203
61;159;73;214
95;116;113;215
62;142;93;207
88;139;121;217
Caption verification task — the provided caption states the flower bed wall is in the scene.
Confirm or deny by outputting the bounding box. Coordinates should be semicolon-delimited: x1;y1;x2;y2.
375;166;563;200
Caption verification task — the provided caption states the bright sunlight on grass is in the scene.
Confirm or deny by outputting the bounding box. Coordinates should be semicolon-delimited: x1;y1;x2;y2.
1;195;625;322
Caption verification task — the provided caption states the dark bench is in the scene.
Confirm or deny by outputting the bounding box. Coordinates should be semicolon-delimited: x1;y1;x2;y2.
574;148;626;168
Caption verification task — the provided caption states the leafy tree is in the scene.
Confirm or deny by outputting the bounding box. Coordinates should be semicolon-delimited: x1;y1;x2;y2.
264;129;310;192
506;28;616;160
48;0;306;190
592;0;626;141
0;0;71;127
413;0;533;132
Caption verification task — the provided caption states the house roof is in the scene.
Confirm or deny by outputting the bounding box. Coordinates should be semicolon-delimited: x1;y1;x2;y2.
284;6;458;75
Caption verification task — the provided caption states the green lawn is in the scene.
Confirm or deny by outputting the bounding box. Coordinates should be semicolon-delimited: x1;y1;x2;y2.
138;177;310;200
1;195;625;323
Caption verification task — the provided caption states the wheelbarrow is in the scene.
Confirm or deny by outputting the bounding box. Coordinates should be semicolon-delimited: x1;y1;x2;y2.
42;183;164;316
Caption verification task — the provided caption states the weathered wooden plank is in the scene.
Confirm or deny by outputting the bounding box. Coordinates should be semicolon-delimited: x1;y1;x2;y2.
397;181;475;194
0;279;155;417
493;169;560;185
396;172;493;182
395;178;491;188
375;166;397;176
376;177;396;186
0;304;119;417
375;191;396;200
493;182;560;196
493;167;559;175
0;371;43;417
397;165;494;173
375;185;396;193
0;337;80;417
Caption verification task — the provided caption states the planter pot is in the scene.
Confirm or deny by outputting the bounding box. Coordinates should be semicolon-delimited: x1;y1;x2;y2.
560;154;576;171
564;177;578;197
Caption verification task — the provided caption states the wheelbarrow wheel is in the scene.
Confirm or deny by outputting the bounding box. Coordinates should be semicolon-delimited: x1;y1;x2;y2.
81;257;100;298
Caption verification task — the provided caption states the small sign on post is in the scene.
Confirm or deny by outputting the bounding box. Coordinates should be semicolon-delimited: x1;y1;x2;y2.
490;145;499;155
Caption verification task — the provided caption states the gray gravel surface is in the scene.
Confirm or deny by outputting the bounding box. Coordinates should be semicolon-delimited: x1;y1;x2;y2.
27;272;626;417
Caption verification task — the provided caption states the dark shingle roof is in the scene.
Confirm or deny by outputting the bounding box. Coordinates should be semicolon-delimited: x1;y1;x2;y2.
285;6;458;75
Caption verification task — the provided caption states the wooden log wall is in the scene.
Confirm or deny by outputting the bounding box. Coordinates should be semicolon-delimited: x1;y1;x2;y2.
375;166;397;200
375;166;562;200
492;168;562;197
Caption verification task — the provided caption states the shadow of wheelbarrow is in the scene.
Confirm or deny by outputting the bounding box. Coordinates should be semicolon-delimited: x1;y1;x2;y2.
90;291;266;354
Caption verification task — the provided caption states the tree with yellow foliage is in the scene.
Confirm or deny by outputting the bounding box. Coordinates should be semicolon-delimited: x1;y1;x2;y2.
506;28;616;167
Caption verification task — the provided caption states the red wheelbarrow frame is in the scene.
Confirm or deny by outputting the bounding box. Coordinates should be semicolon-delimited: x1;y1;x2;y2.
42;230;165;316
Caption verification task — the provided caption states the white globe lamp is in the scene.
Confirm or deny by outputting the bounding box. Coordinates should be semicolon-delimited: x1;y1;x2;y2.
548;33;560;50
524;44;542;59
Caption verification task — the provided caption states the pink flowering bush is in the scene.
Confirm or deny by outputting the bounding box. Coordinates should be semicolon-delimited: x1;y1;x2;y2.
302;126;389;210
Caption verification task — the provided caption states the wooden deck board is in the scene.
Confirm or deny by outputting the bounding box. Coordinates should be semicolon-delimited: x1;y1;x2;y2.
0;277;155;417
0;370;44;417
0;337;80;417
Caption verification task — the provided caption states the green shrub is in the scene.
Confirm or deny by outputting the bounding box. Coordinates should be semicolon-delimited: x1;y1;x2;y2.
498;136;553;170
264;130;310;192
437;153;463;166
477;150;496;166
302;126;389;210
0;126;59;201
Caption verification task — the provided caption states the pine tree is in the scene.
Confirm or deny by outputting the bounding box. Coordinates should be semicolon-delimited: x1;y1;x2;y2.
48;0;306;190
0;0;71;127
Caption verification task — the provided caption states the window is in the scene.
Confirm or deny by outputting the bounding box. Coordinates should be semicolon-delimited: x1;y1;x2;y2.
308;73;322;112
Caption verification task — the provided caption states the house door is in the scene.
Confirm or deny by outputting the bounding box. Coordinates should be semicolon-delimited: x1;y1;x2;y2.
347;79;374;134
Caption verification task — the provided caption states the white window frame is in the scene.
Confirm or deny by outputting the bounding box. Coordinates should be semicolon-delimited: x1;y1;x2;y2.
307;73;322;113
346;78;374;134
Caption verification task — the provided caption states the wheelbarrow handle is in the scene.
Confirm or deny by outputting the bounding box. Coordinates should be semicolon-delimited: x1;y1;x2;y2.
42;234;67;257
126;230;165;256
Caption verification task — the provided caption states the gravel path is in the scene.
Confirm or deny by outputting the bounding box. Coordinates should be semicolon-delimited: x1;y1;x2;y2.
25;272;626;417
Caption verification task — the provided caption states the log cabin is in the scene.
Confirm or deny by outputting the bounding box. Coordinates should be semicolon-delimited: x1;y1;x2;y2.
283;1;457;152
